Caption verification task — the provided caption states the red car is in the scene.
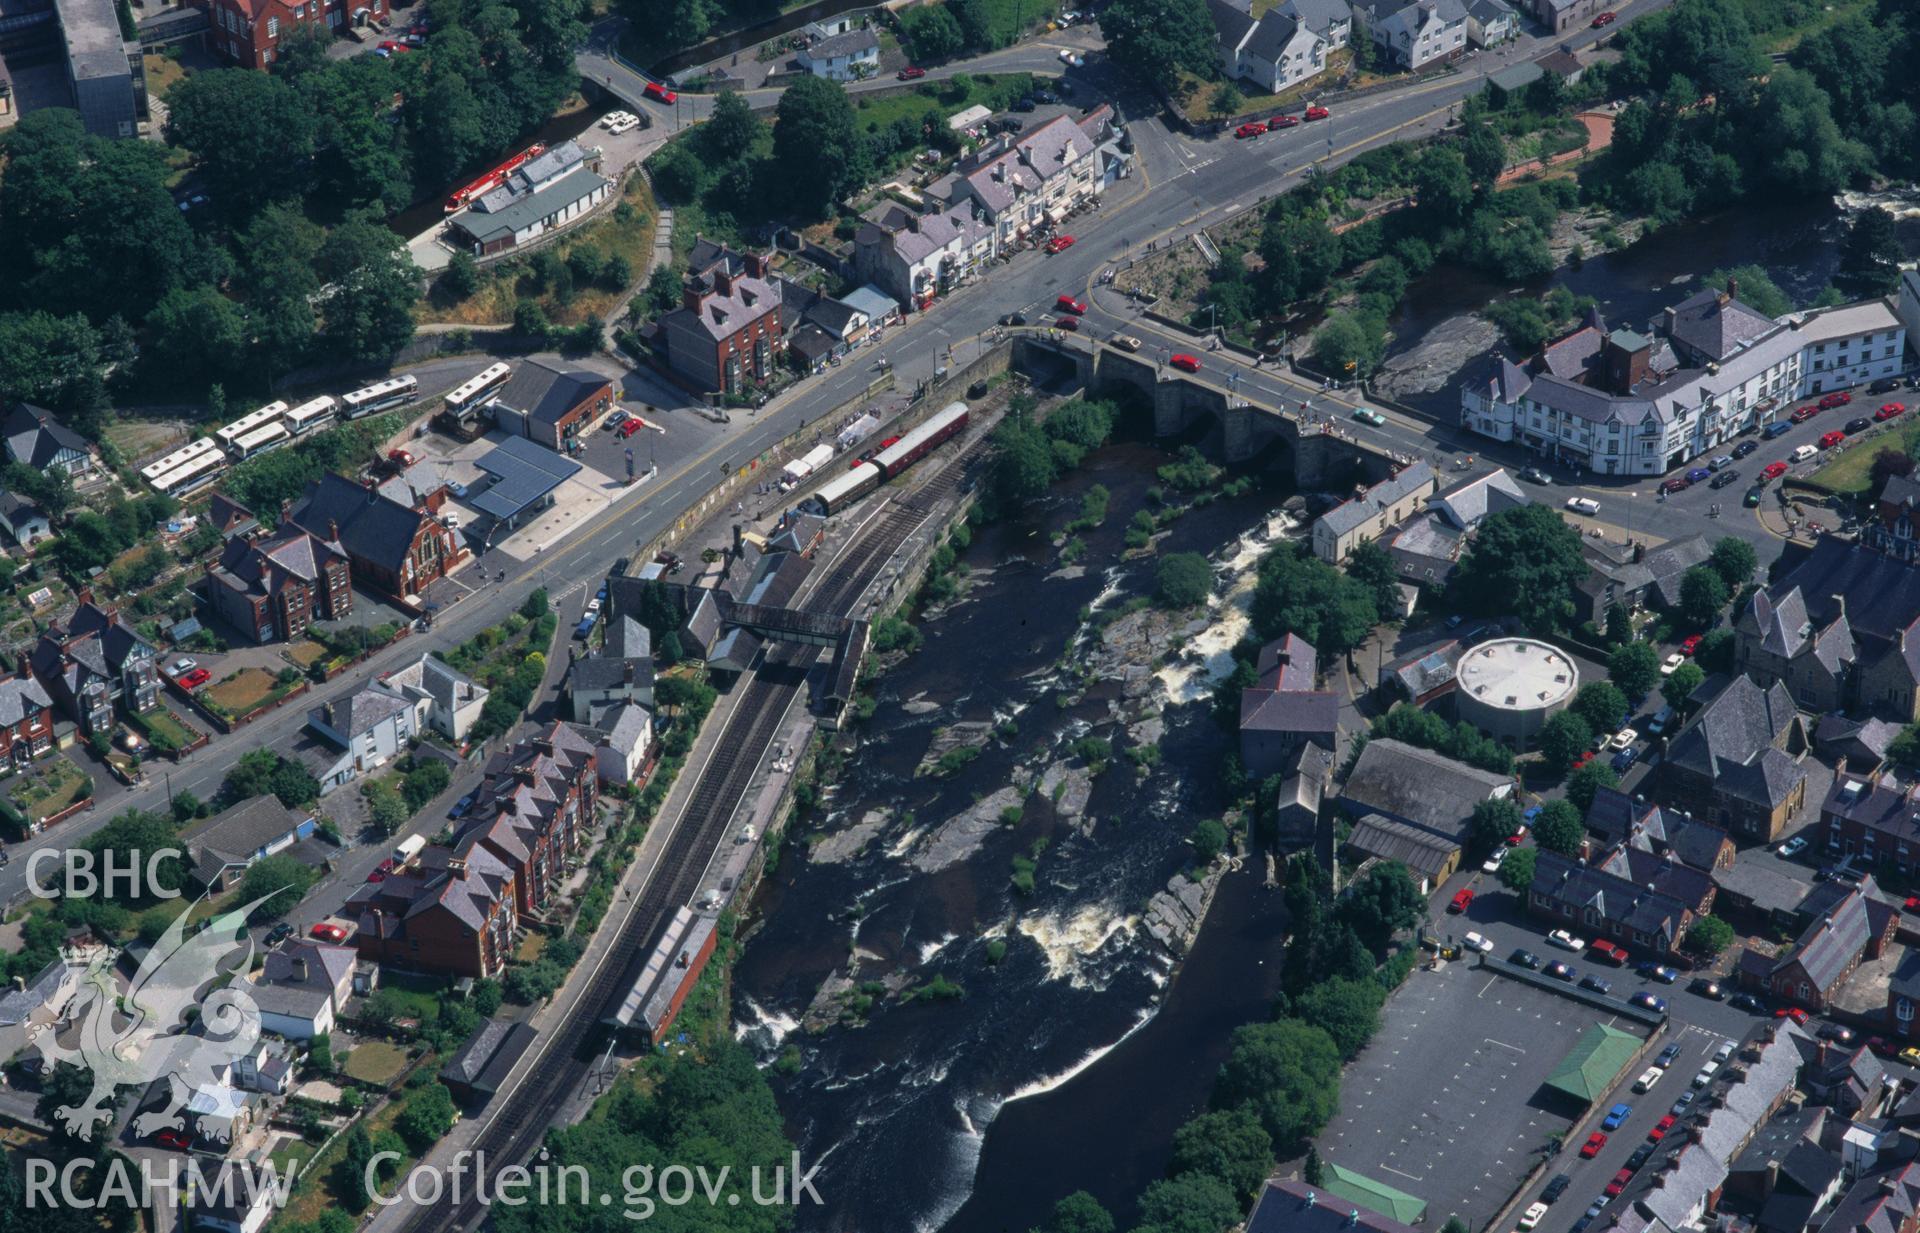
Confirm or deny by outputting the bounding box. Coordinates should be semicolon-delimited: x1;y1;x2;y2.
1448;888;1474;914
1591;939;1628;966
1606;1168;1633;1197
1906;897;1920;913
177;668;211;690
1820;430;1847;449
1304;105;1330;121
1879;402;1907;421
1268;114;1300;129
1056;294;1087;315
1660;476;1692;494
1044;234;1076;254
897;67;926;80
1170;354;1201;373
619;416;645;437
155;1129;193;1151
1648;1115;1676;1142
1819;391;1852;409
1056;316;1079;332
1775;1006;1810;1024
1762;461;1789;480
1235;123;1265;139
1505;828;1526;846
1591;10;1616;25
643;81;677;105
1790;405;1819;422
377;40;412;52
310;923;349;944
365;868;386;883
1680;634;1702;656
1581;1132;1609;1159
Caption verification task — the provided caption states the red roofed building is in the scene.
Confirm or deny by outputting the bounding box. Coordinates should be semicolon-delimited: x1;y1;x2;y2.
195;0;387;69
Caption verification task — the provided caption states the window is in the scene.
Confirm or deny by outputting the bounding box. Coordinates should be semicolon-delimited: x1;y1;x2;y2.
267;15;278;36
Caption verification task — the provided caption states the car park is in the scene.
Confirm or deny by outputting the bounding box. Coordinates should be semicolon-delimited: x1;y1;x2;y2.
1546;961;1575;981
1548;929;1584;951
1903;1047;1920;1066
1631;992;1668;1013
606;114;640;135
1645;706;1676;735
1692;1062;1720;1087
1671;1090;1696;1115
1872;378;1902;393
1611;746;1641;773
1791;443;1819;462
1633;1067;1661;1093
1846;417;1873;434
1708;455;1734;471
1581;1132;1608;1158
1591;939;1628;965
169;657;197;676
155;1128;193;1150
999;312;1027;326
1733;439;1759;458
1170;354;1202;373
1627;1145;1654;1170
1510;948;1541;969
1520;467;1551;484
1819;1023;1856;1045
1565;496;1601;515
1710;468;1742;488
1520;1203;1550;1230
1044;235;1077;254
1605;727;1638;752
1880;402;1908;421
1745;486;1765;507
1685;467;1713;483
1776;1006;1810;1024
448;791;476;819
1449;888;1474;913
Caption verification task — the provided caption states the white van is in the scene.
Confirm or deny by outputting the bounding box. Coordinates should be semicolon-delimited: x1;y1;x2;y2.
1712;1041;1736;1063
1634;1067;1662;1093
1692;1061;1720;1088
1790;444;1818;463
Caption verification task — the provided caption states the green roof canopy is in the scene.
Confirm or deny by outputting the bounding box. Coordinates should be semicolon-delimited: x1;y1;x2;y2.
1323;1164;1427;1225
1546;1022;1641;1104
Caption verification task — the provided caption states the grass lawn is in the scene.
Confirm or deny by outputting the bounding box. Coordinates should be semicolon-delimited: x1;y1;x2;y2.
5;758;92;825
142;53;187;100
286;639;330;668
420;174;658;328
342;1041;411;1087
1808;421;1917;493
373;982;444;1021
516;932;547;963
1174;51;1348;123
268;1138;317;1177
103;417;192;464
133;706;200;754
204;666;300;716
852;73;1035;134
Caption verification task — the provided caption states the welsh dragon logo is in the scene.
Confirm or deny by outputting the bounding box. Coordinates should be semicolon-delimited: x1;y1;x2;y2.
29;892;284;1142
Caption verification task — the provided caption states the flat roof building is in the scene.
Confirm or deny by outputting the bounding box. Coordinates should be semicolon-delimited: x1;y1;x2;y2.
1456;636;1577;746
56;0;144;137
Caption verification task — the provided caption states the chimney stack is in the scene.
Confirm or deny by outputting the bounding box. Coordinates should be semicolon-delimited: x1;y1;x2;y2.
292;957;309;982
1728;275;1739;301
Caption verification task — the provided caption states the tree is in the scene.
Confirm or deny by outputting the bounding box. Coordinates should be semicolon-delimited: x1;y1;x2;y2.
1251;544;1379;655
772;76;869;221
38;1062;113;1145
1294;977;1385;1060
315;215;419;363
1684;915;1735;957
1838;206;1902;295
1708;537;1757;592
1572;682;1628;735
1533;799;1584;855
1190;818;1228;864
233;206;323;375
395;1083;456;1152
1539;711;1593;775
144;286;248;390
1336;862;1423;954
1567;760;1620;814
1497;845;1537;891
1694;627;1736;676
1705;265;1790;317
1100;0;1217;88
1605;603;1634;646
1662;660;1705;712
1469;797;1524;855
1169;1106;1275;1203
238;855;319;920
901;4;965;61
1212;1019;1342;1149
83;810;185;904
1157;552;1213;608
221;749;319;809
1609;640;1661;700
297;54;411;211
1303;1146;1326;1186
439;252;481;303
1031;1192;1114;1233
1134;1174;1242;1233
165;69;318;210
1209;81;1245;119
1677;565;1729;630
1346;541;1401;619
1450;505;1589;632
1311;310;1384;378
1873;447;1918;496
336;1126;378;1211
0;311;109;421
1459;114;1506;184
1414;147;1474;224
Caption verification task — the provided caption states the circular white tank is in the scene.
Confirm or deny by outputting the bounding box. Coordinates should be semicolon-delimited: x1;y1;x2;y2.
1455;637;1579;747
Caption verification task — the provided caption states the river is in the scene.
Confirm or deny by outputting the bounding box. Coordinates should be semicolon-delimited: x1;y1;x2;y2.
733;438;1294;1233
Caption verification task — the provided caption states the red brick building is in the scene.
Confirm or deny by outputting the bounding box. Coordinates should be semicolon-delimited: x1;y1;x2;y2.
462;722;598;919
287;473;465;603
0;674;55;768
658;240;784;395
347;840;517;979
205;526;353;644
196;0;387;69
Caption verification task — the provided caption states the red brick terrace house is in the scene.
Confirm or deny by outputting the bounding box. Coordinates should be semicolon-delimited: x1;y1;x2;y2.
0;675;55;768
196;0;388;69
205;525;353;644
347;840;516;979
1736;885;1897;1012
456;721;598;920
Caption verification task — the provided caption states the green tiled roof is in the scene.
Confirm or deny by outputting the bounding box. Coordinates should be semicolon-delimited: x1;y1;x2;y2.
1324;1164;1427;1225
1546;1022;1641;1104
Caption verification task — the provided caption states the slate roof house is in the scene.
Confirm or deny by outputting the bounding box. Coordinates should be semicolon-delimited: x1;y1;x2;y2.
0;673;55;768
1312;462;1439;564
659;240;785;395
1585;787;1736;872
3;402;96;479
348;841;518;979
1238;633;1339;781
1528;848;1697;955
487;359;613;453
1662;675;1810;843
182;795;320;893
382;654;489;743
1819;765;1920;873
1353;0;1467;69
1208;0;1332;94
307;685;422;795
206;525;353;644
851;208;993;310
568;615;654;724
1576;533;1713;625
0;492;50;549
1386;468;1529;588
935;111;1117;257
1246;1181;1421;1233
1734;885;1896;1012
440;1019;538;1104
457;721;598;919
1737;539;1920;722
1345;814;1460;891
30;599;160;737
795;25;879;79
1338;737;1513;847
286;472;466;603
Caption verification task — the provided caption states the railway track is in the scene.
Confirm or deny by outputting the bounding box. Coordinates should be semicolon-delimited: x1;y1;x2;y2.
404;442;978;1233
